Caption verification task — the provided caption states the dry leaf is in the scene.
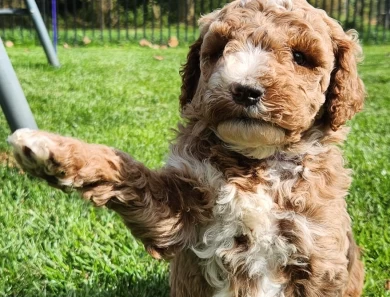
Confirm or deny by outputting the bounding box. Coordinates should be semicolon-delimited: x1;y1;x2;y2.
5;41;14;48
83;36;91;45
153;55;164;61
385;280;390;290
0;152;17;167
168;36;179;48
139;39;152;47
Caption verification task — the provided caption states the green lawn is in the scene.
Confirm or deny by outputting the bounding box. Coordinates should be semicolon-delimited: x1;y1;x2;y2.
0;44;389;297
1;27;199;47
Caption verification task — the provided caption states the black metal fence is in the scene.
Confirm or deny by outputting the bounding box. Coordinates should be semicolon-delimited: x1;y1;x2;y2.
0;0;389;45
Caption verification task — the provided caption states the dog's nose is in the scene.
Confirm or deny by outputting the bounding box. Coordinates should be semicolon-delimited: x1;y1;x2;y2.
230;83;263;107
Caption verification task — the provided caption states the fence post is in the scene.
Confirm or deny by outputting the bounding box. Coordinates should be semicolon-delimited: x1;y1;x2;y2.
0;38;38;132
24;0;60;67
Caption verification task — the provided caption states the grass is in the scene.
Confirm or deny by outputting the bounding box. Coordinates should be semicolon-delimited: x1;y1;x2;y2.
344;46;390;296
1;27;200;47
0;44;389;296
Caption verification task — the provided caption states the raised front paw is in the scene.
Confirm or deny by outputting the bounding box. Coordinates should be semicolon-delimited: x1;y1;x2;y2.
8;128;73;186
8;128;123;190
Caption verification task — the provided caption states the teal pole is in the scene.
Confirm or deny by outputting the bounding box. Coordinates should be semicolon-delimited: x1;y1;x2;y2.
0;38;38;132
24;0;60;67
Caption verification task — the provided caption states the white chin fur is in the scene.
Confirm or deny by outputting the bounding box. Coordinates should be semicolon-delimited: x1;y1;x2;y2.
216;120;286;159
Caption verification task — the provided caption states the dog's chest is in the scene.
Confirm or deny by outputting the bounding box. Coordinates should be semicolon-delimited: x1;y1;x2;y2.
190;159;304;296
166;152;307;296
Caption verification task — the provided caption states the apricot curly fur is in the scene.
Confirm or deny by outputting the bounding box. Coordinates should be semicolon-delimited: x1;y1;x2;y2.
9;0;365;296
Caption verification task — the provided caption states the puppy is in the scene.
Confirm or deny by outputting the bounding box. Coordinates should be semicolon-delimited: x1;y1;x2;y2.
9;0;365;296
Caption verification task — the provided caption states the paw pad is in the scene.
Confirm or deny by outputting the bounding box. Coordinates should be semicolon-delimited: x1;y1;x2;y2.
8;128;62;183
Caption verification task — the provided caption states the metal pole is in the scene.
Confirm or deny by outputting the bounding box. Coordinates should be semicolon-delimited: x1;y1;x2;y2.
51;0;58;52
24;0;60;67
0;38;38;132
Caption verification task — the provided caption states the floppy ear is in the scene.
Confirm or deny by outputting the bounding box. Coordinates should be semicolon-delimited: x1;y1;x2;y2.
325;30;365;131
179;10;221;110
179;37;203;109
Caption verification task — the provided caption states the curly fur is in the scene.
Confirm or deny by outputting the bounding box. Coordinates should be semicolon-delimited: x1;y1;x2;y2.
9;0;365;296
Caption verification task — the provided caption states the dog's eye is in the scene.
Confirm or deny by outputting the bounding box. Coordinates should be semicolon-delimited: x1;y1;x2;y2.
292;51;307;66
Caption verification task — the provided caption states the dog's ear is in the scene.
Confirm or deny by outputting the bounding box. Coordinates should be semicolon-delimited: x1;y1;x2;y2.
325;29;365;131
179;10;221;109
179;37;203;109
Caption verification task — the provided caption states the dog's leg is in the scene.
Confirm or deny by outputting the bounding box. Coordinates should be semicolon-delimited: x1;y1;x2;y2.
343;236;364;297
8;128;213;259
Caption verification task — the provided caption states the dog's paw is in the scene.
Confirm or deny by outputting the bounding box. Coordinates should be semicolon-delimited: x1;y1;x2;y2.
8;128;66;185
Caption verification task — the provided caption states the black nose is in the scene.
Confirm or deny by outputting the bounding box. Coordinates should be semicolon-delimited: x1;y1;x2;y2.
230;83;263;107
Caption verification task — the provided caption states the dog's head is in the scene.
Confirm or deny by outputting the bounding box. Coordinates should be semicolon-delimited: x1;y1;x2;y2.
180;0;365;158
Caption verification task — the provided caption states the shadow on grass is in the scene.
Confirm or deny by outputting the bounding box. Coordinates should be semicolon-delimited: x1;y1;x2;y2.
19;63;60;71
52;275;170;297
9;59;61;71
